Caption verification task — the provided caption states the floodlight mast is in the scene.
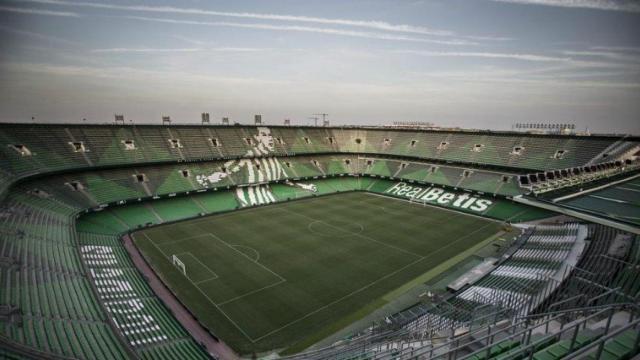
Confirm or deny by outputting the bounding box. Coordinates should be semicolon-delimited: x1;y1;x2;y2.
313;113;329;126
308;116;319;126
201;113;210;125
114;114;125;125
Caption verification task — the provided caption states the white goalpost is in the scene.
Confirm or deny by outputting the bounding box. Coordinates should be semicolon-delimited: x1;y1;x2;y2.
172;255;186;276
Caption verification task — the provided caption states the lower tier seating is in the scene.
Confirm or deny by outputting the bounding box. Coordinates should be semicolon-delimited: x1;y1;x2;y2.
0;188;210;359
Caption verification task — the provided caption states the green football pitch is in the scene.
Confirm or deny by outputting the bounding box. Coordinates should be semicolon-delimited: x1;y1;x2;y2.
132;192;503;355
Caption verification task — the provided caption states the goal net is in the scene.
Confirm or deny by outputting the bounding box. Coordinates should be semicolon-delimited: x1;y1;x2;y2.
172;255;186;276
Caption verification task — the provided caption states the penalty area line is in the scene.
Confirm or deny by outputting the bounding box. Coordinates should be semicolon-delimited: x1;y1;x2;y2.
139;233;258;342
206;233;286;282
216;279;287;306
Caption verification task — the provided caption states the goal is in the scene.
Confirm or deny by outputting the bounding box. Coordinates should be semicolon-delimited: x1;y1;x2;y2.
172;254;186;276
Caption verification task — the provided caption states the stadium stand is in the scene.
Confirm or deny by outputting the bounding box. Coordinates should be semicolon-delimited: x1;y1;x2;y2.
556;177;640;226
1;124;634;180
390;224;585;336
1;122;639;359
0;190;209;358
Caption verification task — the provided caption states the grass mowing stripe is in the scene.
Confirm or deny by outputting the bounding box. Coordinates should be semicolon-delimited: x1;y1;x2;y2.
275;207;424;259
139;232;258;342
207;233;286;282
382;229;507;301
251;255;426;342
217;279;287;306
133;192;502;354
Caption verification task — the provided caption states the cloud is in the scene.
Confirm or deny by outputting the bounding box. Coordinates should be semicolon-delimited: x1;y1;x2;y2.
394;50;569;62
91;48;203;53
489;0;640;13
207;47;266;52
0;25;80;46
91;47;265;53
18;0;514;42
0;5;79;17
172;35;206;46
591;46;640;53
463;35;514;42
125;16;475;45
21;0;453;36
394;50;640;70
562;50;640;62
17;0;517;43
1;62;293;86
412;68;640;89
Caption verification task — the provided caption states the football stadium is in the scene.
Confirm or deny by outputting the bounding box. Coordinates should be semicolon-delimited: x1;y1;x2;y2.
1;0;640;359
0;123;639;359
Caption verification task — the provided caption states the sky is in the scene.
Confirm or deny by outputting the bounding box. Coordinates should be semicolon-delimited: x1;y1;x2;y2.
0;0;639;134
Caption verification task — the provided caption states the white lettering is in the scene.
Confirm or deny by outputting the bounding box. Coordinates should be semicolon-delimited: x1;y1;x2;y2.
470;199;492;212
406;187;422;198
397;185;411;196
453;194;470;207
386;182;406;195
384;182;493;213
462;197;477;209
422;188;444;201
437;193;455;204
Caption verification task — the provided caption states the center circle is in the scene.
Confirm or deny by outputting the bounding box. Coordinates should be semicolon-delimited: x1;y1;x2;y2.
308;220;364;237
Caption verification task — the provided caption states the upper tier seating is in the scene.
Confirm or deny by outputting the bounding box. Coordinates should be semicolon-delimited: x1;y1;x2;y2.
1;124;628;189
13;156;524;214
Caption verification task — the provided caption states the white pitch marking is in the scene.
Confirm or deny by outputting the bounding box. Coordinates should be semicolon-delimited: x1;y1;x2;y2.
137;192;501;343
173;251;219;282
589;195;629;204
207;233;286;282
231;244;261;262
277;207;423;259
138;232;256;342
216;279;286;306
618;186;640;193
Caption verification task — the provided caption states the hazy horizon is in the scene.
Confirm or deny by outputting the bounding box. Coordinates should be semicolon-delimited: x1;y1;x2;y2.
1;0;639;134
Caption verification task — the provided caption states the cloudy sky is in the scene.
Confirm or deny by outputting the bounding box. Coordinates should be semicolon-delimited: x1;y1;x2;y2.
0;0;639;134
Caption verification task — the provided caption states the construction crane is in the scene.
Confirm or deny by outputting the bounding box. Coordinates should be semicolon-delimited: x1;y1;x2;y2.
312;113;328;126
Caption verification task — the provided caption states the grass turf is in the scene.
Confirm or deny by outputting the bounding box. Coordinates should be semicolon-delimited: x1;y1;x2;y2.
132;191;503;355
